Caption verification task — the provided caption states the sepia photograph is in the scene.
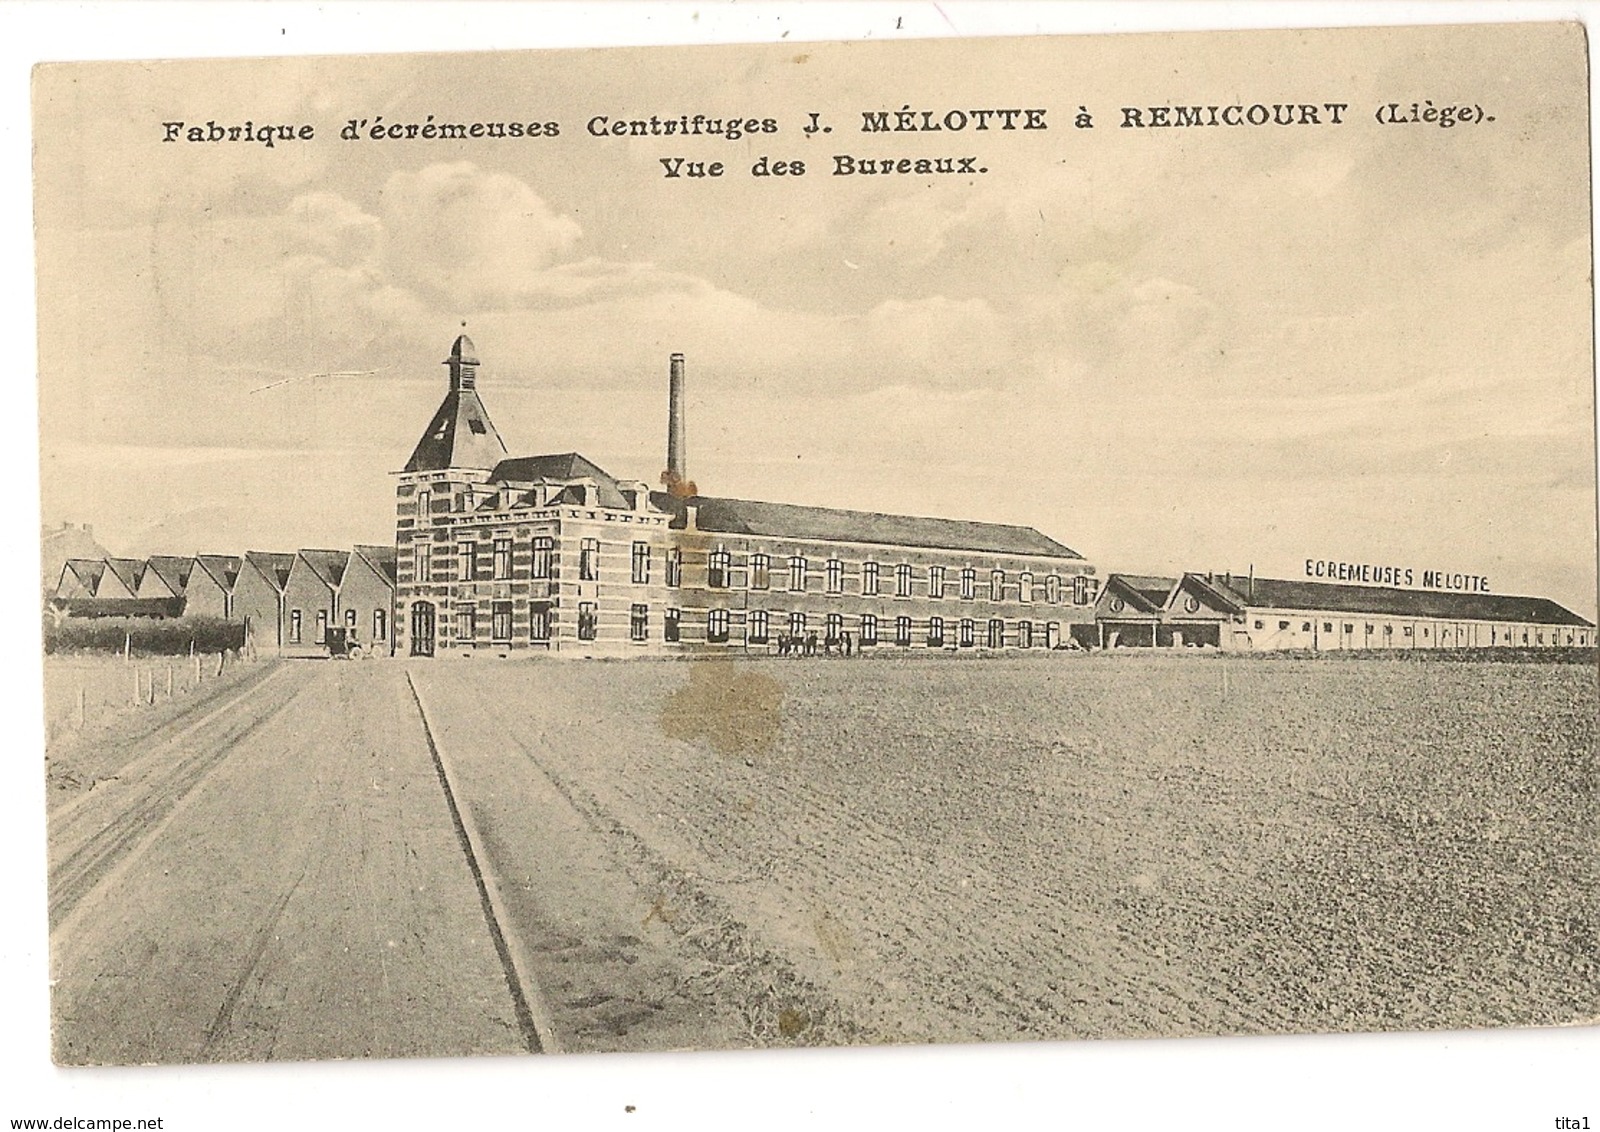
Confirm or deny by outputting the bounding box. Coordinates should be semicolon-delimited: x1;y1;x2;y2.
9;3;1599;1127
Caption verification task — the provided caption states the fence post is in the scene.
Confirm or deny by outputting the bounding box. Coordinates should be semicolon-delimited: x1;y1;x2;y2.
215;652;225;678
123;632;130;663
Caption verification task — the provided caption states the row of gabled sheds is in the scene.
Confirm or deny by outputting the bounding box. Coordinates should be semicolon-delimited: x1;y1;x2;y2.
1090;571;1595;651
51;546;399;655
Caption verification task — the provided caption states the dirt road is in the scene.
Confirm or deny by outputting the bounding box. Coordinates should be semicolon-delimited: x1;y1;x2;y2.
49;660;527;1064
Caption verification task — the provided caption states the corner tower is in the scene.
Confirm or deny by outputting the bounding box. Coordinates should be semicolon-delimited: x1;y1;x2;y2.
394;335;510;657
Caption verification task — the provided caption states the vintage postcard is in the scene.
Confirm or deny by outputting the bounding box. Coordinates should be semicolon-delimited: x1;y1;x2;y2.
31;20;1597;1070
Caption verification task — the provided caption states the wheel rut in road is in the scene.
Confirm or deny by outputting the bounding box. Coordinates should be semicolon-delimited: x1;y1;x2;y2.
50;662;529;1065
405;671;559;1055
48;667;307;933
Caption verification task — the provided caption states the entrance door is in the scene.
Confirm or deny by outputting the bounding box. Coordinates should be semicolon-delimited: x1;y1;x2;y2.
410;601;436;657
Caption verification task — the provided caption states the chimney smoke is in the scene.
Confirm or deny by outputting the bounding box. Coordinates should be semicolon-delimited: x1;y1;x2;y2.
666;352;686;485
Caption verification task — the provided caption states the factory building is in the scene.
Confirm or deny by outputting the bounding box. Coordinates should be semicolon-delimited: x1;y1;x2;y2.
1093;572;1595;651
392;337;1099;656
44;336;1595;659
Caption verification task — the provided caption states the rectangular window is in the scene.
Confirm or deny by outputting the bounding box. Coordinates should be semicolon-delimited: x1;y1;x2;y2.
863;561;880;596
748;610;769;644
664;608;681;642
708;548;731;589
373;609;387;641
1019;572;1033;603
458;602;477;641
530;603;551;642
750;553;770;590
1045;574;1061;604
345;608;357;628
631;541;651;584
927;616;944;648
458;540;477;582
414;541;432;584
895;564;913;598
1019;621;1033;648
826;558;844;594
789;556;807;592
961;567;976;601
860;613;878;646
707;608;730;644
289;609;302;644
579;538;600;581
826;612;843;641
494;538;512;580
988;618;1004;648
991;570;1006;602
1324;622;1334;633
895;615;913;647
417;490;432;524
531;536;553;579
666;548;682;588
315;609;328;644
929;565;946;599
1403;626;1413;637
960;618;974;648
578;602;598;640
492;602;512;642
789;611;807;639
630;603;649;641
1072;574;1088;605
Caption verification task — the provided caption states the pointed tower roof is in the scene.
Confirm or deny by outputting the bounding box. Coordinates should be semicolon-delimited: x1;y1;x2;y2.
403;335;509;473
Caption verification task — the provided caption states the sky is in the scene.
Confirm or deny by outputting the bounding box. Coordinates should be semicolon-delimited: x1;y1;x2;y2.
33;19;1597;616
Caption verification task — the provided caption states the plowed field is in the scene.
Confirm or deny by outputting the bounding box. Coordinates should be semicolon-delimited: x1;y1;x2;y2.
417;652;1597;1046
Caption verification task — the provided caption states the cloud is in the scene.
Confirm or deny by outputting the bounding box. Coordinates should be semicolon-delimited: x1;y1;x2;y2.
288;191;382;267
858;296;1015;387
379;162;582;308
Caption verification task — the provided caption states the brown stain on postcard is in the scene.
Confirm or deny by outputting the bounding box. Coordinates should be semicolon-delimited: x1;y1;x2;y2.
659;655;784;760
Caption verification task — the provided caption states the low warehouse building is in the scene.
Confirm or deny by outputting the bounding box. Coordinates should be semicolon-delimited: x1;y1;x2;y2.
345;545;399;655
185;555;241;620
235;551;295;650
1093;572;1595;651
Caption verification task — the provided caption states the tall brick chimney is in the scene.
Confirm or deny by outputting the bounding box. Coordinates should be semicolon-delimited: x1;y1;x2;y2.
666;352;686;483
